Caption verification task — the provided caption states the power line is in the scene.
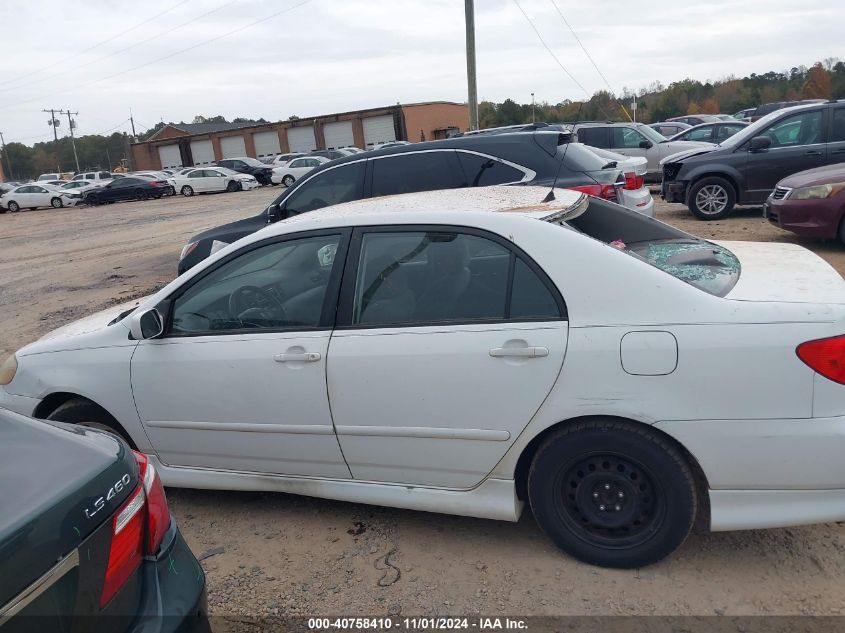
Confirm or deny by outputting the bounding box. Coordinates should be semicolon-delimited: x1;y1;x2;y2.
1;0;192;89
0;0;315;113
0;0;237;94
511;0;590;98
548;0;632;122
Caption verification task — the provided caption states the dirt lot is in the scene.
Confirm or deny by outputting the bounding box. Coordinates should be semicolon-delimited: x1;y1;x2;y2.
3;190;845;617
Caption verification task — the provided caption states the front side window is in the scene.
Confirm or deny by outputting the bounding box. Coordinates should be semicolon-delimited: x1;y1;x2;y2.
456;152;525;186
188;170;203;178
685;127;714;142
612;127;646;149
763;110;823;148
33;186;47;193
171;234;342;334
284;162;365;215
351;230;561;327
289;159;306;168
370;152;463;198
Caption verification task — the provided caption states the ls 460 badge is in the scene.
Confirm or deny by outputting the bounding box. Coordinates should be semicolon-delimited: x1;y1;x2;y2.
84;473;131;519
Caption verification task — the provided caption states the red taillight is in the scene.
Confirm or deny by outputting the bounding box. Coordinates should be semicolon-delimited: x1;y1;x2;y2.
149;181;163;187
100;485;145;608
99;452;171;608
624;171;645;190
136;451;171;554
797;336;845;385
567;183;618;201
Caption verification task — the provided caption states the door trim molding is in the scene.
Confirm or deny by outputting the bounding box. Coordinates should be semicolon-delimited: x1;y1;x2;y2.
335;425;511;441
144;420;336;435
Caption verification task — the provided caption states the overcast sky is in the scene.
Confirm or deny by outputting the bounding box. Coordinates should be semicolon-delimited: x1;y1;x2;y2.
0;0;839;145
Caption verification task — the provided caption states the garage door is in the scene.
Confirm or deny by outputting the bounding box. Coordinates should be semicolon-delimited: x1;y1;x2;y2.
190;139;215;165
363;115;396;148
287;126;316;153
220;135;246;158
323;121;354;149
157;144;182;169
253;131;281;157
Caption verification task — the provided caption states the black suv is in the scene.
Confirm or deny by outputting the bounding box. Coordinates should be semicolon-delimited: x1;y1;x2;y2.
215;157;273;185
177;132;624;273
662;100;845;220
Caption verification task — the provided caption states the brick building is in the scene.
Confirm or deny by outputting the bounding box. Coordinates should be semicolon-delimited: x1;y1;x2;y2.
130;101;469;171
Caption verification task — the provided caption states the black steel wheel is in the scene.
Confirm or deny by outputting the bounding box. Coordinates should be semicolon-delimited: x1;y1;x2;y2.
529;419;697;568
226;180;239;192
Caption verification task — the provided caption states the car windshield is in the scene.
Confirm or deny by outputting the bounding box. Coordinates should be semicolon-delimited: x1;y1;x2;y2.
241;158;265;167
637;125;668;143
563;198;740;296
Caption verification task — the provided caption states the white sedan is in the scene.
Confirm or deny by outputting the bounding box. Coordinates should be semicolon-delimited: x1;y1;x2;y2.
271;156;329;186
4;186;845;568
0;183;80;212
167;167;259;196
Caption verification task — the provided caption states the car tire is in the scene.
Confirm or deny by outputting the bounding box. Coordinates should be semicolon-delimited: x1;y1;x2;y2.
7;201;19;212
167;186;175;196
282;175;295;187
50;197;63;208
687;177;735;220
46;398;132;445
528;419;697;569
181;185;194;197
226;180;238;192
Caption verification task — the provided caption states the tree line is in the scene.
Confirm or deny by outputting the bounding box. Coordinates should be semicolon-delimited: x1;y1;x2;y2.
479;59;845;127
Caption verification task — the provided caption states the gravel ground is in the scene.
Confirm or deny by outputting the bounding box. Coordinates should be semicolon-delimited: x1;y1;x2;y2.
3;190;845;617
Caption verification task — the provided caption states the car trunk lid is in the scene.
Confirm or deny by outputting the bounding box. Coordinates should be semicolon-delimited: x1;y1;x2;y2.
717;240;845;304
0;412;137;610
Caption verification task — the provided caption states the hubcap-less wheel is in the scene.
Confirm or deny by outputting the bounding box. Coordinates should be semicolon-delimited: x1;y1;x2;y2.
181;185;194;197
50;197;63;208
282;175;295;187
694;184;728;216
226;180;238;192
558;453;663;548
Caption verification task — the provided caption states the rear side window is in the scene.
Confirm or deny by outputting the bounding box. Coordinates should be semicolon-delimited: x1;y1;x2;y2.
611;127;645;149
831;109;845;142
577;127;609;149
370;152;463;198
456;152;525;186
284;162;365;215
351;230;562;326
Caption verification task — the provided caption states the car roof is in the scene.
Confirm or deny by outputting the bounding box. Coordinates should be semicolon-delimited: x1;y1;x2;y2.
266;185;586;235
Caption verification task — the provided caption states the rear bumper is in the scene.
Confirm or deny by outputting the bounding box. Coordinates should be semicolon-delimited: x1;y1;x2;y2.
619;187;654;217
129;521;208;633
661;180;686;203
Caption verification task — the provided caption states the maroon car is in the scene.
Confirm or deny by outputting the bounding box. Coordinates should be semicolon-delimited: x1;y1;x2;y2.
765;163;845;242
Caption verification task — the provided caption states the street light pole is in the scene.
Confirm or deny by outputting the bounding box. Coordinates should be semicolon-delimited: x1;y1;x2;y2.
464;0;478;131
531;92;535;123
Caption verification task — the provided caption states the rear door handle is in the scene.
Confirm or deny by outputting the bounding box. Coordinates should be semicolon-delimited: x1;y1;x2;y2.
274;352;321;362
804;150;823;156
489;347;549;358
832;149;845;155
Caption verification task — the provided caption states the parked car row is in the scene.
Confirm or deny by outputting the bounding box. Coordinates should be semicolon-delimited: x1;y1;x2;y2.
176;130;656;273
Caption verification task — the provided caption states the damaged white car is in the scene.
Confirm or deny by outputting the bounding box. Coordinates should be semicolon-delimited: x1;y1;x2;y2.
4;186;845;568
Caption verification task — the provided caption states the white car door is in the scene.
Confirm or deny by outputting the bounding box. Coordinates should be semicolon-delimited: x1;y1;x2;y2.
185;169;206;192
206;169;228;192
130;231;351;478
30;185;53;207
327;227;568;488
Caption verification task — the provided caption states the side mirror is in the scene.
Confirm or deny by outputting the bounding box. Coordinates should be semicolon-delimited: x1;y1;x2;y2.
129;309;164;340
639;140;653;149
749;136;771;151
267;203;282;223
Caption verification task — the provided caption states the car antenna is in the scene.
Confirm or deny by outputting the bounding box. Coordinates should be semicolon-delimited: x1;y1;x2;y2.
542;101;583;203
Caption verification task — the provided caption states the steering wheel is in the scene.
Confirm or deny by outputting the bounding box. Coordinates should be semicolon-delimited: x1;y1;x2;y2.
228;285;286;327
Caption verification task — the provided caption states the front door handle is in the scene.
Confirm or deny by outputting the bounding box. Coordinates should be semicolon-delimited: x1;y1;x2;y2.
804;150;823;156
489;347;549;358
274;352;321;362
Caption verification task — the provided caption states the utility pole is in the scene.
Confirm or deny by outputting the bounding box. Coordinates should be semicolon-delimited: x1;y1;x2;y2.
0;132;13;181
130;110;137;139
42;108;62;172
531;92;535;123
60;109;80;173
464;0;478;131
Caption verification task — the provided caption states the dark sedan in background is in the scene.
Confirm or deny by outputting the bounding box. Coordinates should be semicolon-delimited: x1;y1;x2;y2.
765;163;845;242
177;131;627;273
215;157;274;185
84;177;170;205
0;409;207;632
